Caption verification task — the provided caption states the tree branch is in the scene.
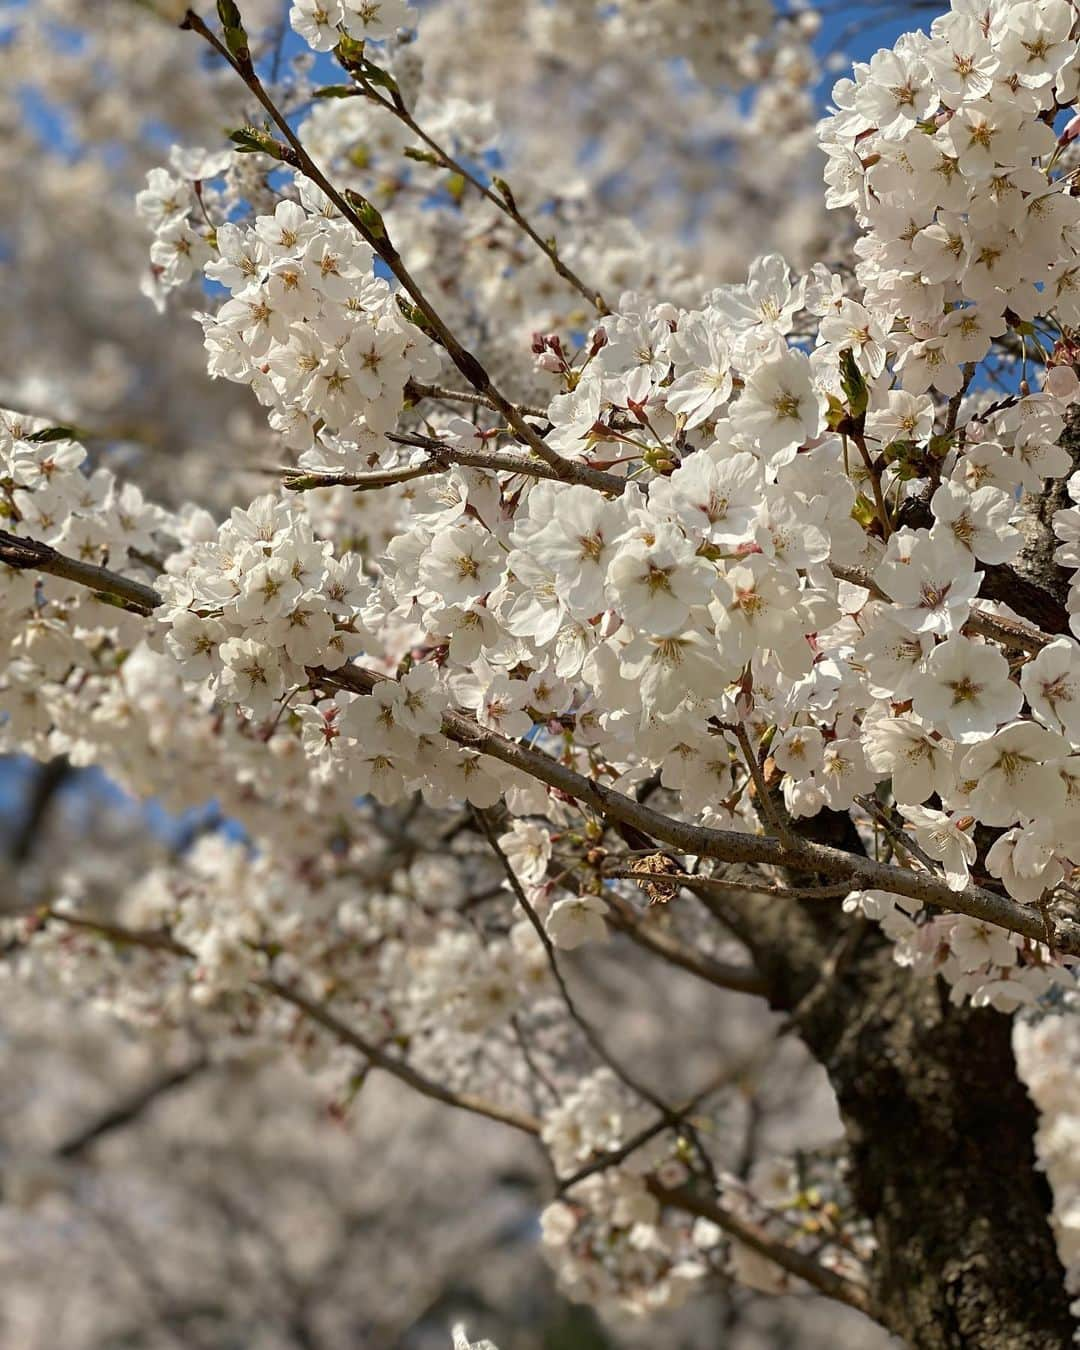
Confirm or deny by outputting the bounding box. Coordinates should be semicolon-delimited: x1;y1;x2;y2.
36;909;540;1138
601;892;768;997
0;528;162;613
55;1057;210;1160
406;380;549;421
355;81;610;316
473;806;672;1113
262;977;542;1136
831;561;1053;653
652;1180;873;1316
8;536;1075;954
323;664;1080;955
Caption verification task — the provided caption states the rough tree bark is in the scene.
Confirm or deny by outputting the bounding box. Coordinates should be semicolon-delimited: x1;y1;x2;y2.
701;868;1076;1348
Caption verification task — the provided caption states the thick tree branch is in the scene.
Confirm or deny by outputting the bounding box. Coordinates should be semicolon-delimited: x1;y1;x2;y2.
324;665;1079;954
0;528;162;613
9;535;1078;954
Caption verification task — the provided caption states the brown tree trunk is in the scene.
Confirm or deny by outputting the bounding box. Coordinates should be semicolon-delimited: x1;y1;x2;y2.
803;936;1073;1348
699;827;1076;1347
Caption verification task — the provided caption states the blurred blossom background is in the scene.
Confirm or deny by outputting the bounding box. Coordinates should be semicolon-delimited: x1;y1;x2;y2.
0;1;926;1344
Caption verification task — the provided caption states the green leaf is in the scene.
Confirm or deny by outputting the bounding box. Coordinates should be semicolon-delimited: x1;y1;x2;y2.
395;295;436;337
217;0;248;59
851;493;877;529
839;347;868;419
825;392;848;433
313;85;362;99
343;189;387;240
491;175;517;210
928;432;954;458
228;125;283;159
356;56;400;97
25;426;76;443
335;34;367;71
403;145;441;166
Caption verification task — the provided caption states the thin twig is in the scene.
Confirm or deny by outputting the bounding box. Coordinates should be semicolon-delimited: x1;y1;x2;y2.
720;720;793;846
386;431;626;493
473;807;671;1113
557;1056;766;1191
851;428;891;541
944;362;977;437
650;1182;872;1315
263;977;541;1135
853;794;938;873
36;909;539;1137
601;893;768;997
282;461;440;492
56;1057;209;1160
362;86;610;316
406;380;549;421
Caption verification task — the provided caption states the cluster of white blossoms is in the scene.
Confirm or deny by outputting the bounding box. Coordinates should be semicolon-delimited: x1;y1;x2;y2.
0;412;165;756
537;1069;867;1317
7;0;1080;1075
13;828;553;1078
13;0;1080;1330
538;1069;717;1318
289;0;413;52
820;0;1080;395
139;171;442;459
156;491;372;719
602;0;784;88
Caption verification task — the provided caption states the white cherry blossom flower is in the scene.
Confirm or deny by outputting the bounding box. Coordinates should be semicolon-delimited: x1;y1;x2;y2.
290;0;346;52
605;524;713;636
910;635;1021;742
875;530;981;637
218;637;287;720
899;805;977;892
986;825;1064;904
960;723;1070;826
418;522;504;605
1020;638;1080;742
731;348;824;468
929;481;1020;564
546;895;609;950
648;451;762;548
863;710;956;803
